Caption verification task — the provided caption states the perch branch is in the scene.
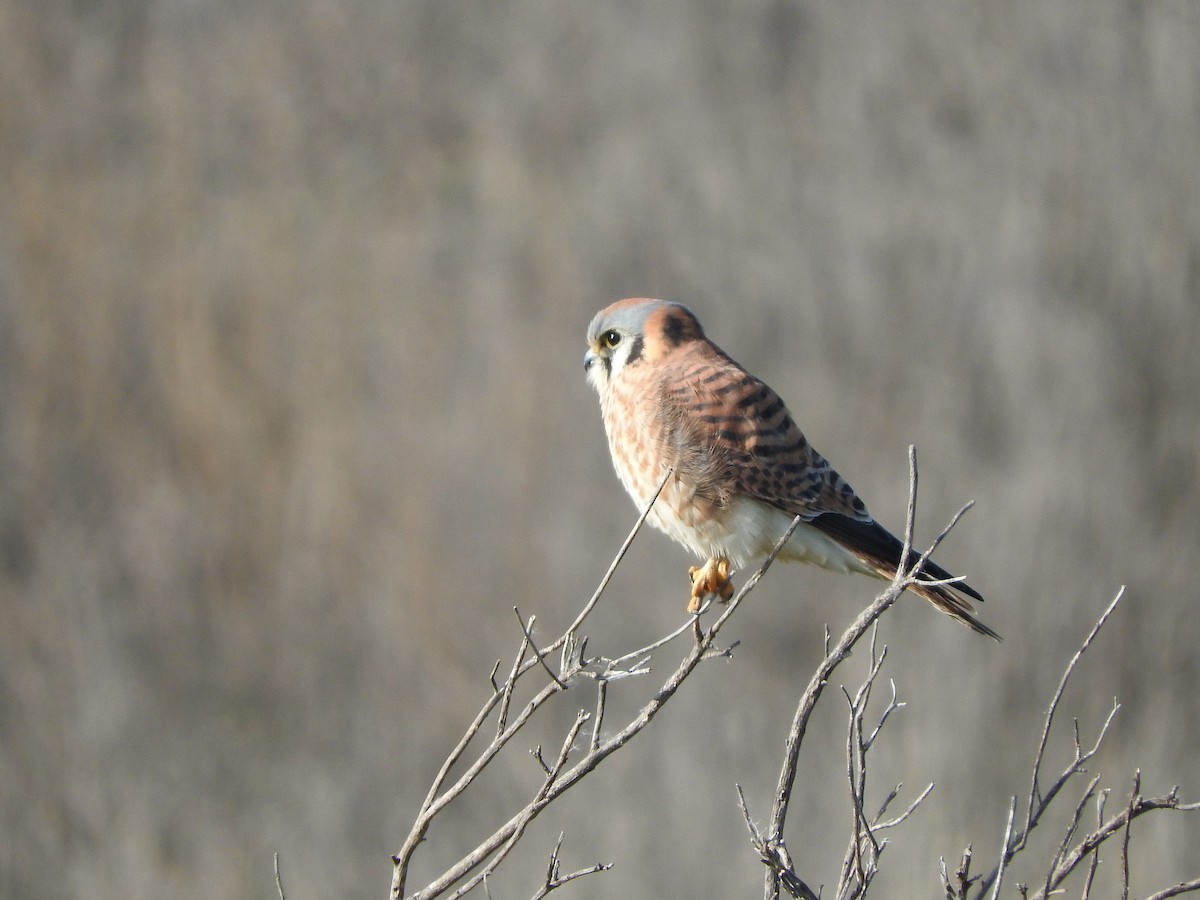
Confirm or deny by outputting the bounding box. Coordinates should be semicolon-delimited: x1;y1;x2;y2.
391;468;801;899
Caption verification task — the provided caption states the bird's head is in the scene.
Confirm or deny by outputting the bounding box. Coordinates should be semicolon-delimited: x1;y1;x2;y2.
584;298;705;394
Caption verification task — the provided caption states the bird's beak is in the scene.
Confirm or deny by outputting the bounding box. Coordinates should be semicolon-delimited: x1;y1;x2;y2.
583;348;597;372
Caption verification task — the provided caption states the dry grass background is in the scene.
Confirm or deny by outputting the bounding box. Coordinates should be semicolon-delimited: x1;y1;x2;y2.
1;1;1198;897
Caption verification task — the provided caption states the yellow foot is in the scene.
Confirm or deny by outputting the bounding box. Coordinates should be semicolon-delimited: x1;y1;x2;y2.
687;557;735;612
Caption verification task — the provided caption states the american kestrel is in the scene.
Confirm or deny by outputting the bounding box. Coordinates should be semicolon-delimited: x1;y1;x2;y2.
584;298;1000;640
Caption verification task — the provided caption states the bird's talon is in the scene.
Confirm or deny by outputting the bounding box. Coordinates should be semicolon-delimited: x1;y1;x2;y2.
687;557;735;612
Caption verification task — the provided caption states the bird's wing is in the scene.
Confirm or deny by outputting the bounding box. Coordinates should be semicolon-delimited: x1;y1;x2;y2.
657;348;870;521
657;349;998;638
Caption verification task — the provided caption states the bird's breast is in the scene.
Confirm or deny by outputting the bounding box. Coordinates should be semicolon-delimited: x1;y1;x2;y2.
600;378;746;559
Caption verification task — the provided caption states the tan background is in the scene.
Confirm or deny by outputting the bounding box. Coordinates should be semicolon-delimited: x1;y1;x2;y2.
2;1;1198;897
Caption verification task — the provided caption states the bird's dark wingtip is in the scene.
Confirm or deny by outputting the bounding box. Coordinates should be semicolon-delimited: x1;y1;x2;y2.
966;614;1003;642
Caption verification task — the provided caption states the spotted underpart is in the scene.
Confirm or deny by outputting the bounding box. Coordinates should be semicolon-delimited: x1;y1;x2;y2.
584;297;999;640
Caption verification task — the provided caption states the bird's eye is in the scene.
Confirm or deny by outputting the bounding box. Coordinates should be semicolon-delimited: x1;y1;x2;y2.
602;330;622;349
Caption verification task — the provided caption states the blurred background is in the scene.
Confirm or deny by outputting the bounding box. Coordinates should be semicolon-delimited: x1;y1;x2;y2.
2;1;1198;897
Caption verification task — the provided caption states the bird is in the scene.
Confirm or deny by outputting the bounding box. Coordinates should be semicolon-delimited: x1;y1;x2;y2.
583;297;1000;640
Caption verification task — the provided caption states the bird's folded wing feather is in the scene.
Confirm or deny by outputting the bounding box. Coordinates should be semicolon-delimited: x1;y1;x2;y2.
661;351;985;604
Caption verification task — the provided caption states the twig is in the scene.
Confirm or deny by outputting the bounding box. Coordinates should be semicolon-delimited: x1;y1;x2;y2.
545;468;674;654
513;609;566;689
1023;588;1124;843
737;785;822;900
1039;773;1102;900
528;834;611;899
1080;788;1108;899
1145;881;1200;900
865;678;903;752
838;627;890;899
496;625;533;738
600;610;704;670
274;852;286;900
589;680;606;753
942;845;975;899
875;782;934;832
1025;788;1200;900
1121;770;1139;900
988;797;1017;900
446;713;593;899
965;585;1200;900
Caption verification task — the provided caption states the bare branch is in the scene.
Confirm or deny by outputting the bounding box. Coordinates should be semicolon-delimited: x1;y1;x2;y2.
1039;774;1102;900
392;470;803;899
599;609;705;671
942;846;976;900
962;589;1199;900
1023;588;1125;840
875;782;934;832
838;626;891;900
1121;770;1140;900
589;680;606;753
988;797;1016;900
513;609;566;689
737;784;822;900
391;671;511;895
765;446;961;900
444;714;595;900
865;679;904;753
1145;881;1200;900
545;468;674;654
528;834;611;899
496;626;533;739
972;589;1126;898
1026;787;1200;900
1080;789;1108;900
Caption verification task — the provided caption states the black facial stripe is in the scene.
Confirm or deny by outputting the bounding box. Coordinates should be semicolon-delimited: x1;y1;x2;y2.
624;335;644;365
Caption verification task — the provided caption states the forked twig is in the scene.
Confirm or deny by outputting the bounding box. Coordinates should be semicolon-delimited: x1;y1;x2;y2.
528;834;611;899
513;609;566;689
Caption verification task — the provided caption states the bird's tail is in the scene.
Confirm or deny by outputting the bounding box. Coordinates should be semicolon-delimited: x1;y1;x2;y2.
903;577;1002;642
808;513;1002;641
